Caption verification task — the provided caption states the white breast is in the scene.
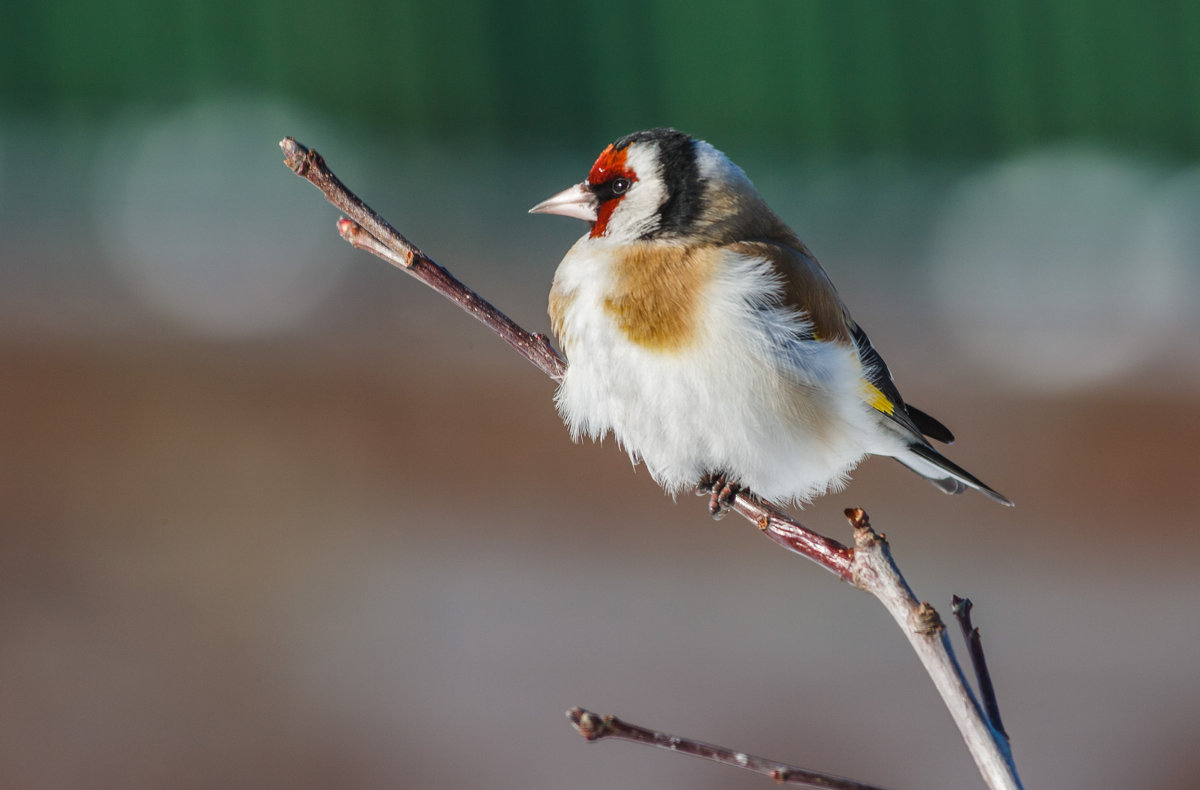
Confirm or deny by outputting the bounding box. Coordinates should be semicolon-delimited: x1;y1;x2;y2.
551;241;892;505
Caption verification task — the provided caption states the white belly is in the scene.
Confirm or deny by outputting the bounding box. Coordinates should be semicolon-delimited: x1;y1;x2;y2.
552;244;890;505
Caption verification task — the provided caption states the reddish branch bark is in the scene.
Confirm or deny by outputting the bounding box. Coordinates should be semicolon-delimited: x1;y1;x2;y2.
281;140;563;379
280;137;1023;790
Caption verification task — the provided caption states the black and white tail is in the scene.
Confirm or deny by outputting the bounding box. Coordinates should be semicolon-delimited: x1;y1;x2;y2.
895;442;1013;506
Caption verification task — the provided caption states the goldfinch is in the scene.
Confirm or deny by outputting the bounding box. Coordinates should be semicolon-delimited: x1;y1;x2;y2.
530;128;1010;512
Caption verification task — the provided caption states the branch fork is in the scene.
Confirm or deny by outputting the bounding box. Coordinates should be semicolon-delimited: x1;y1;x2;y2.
281;137;1022;790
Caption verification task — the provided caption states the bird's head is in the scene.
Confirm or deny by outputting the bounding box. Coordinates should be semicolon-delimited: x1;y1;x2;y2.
530;128;776;244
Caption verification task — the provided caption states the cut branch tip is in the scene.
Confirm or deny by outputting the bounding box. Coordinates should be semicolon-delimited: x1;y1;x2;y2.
280;137;317;176
567;707;612;741
844;507;869;530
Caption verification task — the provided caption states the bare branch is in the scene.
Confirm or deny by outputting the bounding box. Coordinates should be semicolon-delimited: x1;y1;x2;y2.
280;138;1024;790
953;596;1009;739
848;510;1020;790
567;707;892;790
281;138;564;380
732;494;855;581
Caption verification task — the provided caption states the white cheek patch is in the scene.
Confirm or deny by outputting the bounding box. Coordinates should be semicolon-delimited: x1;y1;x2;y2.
603;143;667;242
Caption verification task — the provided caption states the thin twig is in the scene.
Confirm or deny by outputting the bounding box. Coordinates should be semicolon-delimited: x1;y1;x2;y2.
280;137;1024;790
953;596;1008;739
281;138;564;380
733;494;855;581
567;707;892;790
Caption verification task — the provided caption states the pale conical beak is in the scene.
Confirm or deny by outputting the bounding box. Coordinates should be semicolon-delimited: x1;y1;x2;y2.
528;182;598;222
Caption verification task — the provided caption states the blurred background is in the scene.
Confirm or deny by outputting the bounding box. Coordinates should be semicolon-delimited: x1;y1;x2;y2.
3;1;1199;788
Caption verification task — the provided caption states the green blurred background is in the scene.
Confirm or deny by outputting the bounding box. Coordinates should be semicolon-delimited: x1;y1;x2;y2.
9;0;1200;157
3;2;1199;788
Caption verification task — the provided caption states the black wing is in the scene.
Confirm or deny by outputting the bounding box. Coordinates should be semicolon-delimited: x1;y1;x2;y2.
849;321;954;443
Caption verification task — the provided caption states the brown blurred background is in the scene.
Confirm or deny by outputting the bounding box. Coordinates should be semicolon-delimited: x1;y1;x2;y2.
4;3;1200;788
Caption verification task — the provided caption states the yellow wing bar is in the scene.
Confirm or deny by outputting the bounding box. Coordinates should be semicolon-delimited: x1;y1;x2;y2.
859;379;896;416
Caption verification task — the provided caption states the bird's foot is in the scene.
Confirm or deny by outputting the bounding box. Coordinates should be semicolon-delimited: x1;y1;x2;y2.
696;472;743;520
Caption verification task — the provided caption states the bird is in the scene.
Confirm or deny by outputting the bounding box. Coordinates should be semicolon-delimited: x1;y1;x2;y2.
529;128;1010;515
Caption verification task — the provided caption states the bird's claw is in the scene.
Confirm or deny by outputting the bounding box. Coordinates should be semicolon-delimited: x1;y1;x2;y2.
697;472;742;520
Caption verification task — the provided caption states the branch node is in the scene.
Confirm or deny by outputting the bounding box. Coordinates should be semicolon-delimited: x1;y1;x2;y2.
847;509;886;555
912;601;945;635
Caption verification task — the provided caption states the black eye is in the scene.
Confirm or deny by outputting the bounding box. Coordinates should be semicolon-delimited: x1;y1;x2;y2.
611;177;631;194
